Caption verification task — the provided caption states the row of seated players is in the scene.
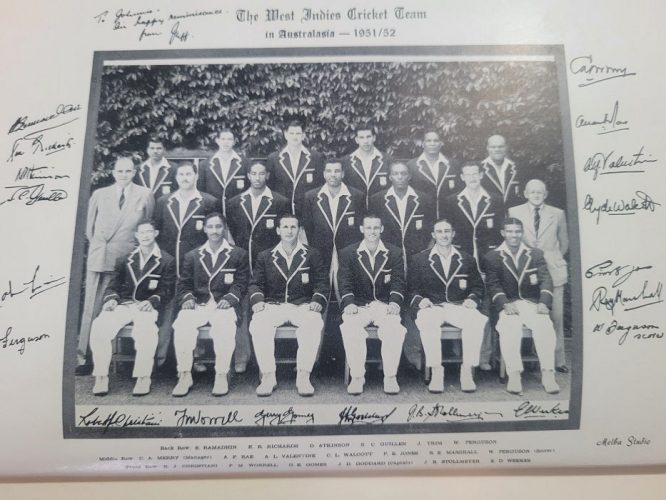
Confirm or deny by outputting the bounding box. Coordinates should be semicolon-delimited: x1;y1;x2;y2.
89;211;561;399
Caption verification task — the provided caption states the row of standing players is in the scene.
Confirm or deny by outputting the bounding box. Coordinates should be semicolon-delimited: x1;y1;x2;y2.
79;123;570;398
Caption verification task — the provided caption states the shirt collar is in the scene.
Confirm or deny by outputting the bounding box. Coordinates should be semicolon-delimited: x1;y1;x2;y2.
319;182;351;198
243;186;273;199
358;239;388;256
174;189;203;203
281;145;310;156
483;156;514;169
203;239;231;257
460;186;490;200
418;152;449;166
497;241;529;256
135;243;162;259
351;147;381;161
386;185;417;199
212;150;242;165
273;241;306;260
429;244;461;260
142;157;170;169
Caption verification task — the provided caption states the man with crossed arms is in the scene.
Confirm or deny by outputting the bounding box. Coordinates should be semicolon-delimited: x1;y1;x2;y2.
89;219;176;396
338;214;407;395
483;217;559;395
172;212;249;397
248;214;329;397
408;219;487;393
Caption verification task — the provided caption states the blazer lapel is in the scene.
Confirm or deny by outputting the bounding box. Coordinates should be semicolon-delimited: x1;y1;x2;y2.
209;157;227;188
417;158;437;186
240;193;254;226
404;194;420;233
293;149;311;187
476;195;491;224
126;249;140;287
316;192;335;233
350;156;367;186
367;155;384;189
373;249;389;281
166;195;181;229
356;248;375;284
253;196;273;230
384;193;402;227
181;197;202;227
278;151;295;183
336;194;352;233
228;156;242;181
428;252;449;286
482;160;503;195
199;247;213;278
537;207;555;235
504;161;517;201
153;165;169;192
209;247;231;282
271;248;290;283
517;248;533;285
501;249;522;284
139;165;150;188
456;193;476;227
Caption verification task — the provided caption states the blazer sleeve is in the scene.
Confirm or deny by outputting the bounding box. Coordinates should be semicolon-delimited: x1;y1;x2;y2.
144;191;155;220
407;254;424;310
337;248;356;309
176;251;196;306
248;252;267;306
150;255;177;310
389;248;406;308
483;252;508;310
102;256;125;304
535;250;554;308
222;250;248;307
309;247;329;308
301;192;315;243
466;256;485;304
85;190;100;241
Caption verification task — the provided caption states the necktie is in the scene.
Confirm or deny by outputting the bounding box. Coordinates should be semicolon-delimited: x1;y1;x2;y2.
534;207;541;236
119;189;125;209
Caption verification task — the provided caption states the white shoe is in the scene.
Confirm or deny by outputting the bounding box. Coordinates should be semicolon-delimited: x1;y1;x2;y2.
256;372;277;396
542;370;560;394
92;375;109;396
460;364;476;392
234;362;247;374
132;376;151;396
347;377;365;395
192;362;207;373
212;373;229;396
507;371;522;394
428;366;444;393
479;362;492;371
383;376;400;395
296;370;314;397
172;371;193;397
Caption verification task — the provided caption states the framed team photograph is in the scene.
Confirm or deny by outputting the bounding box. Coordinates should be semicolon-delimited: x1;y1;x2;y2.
63;45;580;438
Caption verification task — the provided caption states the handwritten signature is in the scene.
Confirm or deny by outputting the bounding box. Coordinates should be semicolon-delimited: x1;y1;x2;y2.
0;265;68;307
78;407;161;433
8;104;81;134
8;117;78;163
575;100;629;135
513;401;569;419
582;191;660;224
593;320;662;346
582;146;657;181
338;405;396;425
407;403;503;423
254;407;315;426
585;260;652;287
590;281;663;315
569;55;636;87
0;183;68;207
0;327;50;355
174;408;242;427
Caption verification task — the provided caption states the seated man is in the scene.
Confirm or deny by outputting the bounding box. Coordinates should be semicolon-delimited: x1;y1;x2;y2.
338;214;407;395
248;214;329;397
89;219;176;396
483;217;559;395
171;212;249;397
409;219;488;393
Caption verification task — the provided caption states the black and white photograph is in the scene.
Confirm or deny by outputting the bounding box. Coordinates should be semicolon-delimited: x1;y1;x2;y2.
63;46;580;438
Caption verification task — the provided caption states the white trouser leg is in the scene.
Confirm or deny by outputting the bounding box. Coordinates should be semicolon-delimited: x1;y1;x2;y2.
78;271;112;366
516;300;556;371
90;305;134;377
496;308;525;373
340;307;371;379
372;302;406;377
173;304;212;373
208;307;238;374
291;304;324;373
441;303;487;367
129;306;159;378
249;304;290;374
415;307;444;368
551;286;566;366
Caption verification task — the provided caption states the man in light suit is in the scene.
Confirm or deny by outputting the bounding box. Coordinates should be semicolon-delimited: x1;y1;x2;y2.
480;135;523;210
508;179;569;372
133;137;177;198
77;157;155;370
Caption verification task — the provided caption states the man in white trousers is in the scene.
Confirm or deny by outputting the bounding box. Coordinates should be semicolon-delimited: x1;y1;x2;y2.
408;219;488;393
171;212;249;397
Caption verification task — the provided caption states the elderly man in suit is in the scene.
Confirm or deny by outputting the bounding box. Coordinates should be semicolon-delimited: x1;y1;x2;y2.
483;217;559;395
509;179;569;372
133;137;177;198
171;213;249;397
337;214;407;395
248;214;329;397
77;157;155;370
89;219;176;396
480;135;523;210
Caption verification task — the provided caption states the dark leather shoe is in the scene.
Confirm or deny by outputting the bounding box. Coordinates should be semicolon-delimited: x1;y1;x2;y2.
555;365;569;373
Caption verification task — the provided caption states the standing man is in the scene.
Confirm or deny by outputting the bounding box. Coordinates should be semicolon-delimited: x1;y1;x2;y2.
89;219;176;396
342;124;391;210
171;213;249;397
266;120;325;218
78;157;155;371
509;179;569;372
480;135;523;209
197;128;250;218
302;158;365;292
369;161;434;267
248;214;329;397
337;215;407;395
408;219;487;393
407;130;461;220
152;162;220;366
483;218;559;395
134;137;177;198
226;161;290;372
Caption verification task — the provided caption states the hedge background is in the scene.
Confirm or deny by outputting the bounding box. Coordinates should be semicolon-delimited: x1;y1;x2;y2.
94;61;566;205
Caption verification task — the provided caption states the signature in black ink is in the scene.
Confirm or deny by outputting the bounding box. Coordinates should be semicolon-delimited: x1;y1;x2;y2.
174;408;242;427
254;407;315;426
8;104;81;134
593;320;662;346
569;55;636;87
407;403;503;423
78;407;161;433
0;327;50;355
338;405;396;425
169;21;190;44
575;101;629;135
582;146;657;181
14;166;70;181
0;265;68;307
585;260;652;287
590;281;663;315
513;401;569;419
582;191;660;224
8;117;78;162
0;183;68;206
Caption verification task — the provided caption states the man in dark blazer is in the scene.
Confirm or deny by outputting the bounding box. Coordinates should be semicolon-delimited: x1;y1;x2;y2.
341;125;391;210
302;158;365;294
479;135;523;210
171;213;249;397
337;214;407;395
407;130;461;220
197;129;251;218
152;162;220;366
266;120;325;219
226;161;290;372
248;214;329;397
78;157;155;370
483;217;559;395
408;219;488;393
89;219;176;396
369;161;434;269
133;137;177;199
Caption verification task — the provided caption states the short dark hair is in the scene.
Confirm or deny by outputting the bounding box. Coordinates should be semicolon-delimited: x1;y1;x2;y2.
432;218;454;231
175;162;197;174
135;218;157;231
460;162;481;173
216;128;235;137
362;213;383;225
502;217;524;229
248;161;268;173
355;123;376;136
423;129;441;140
388;161;409;174
325;157;343;166
147;136;164;147
204;212;226;226
278;213;300;227
284;119;304;131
